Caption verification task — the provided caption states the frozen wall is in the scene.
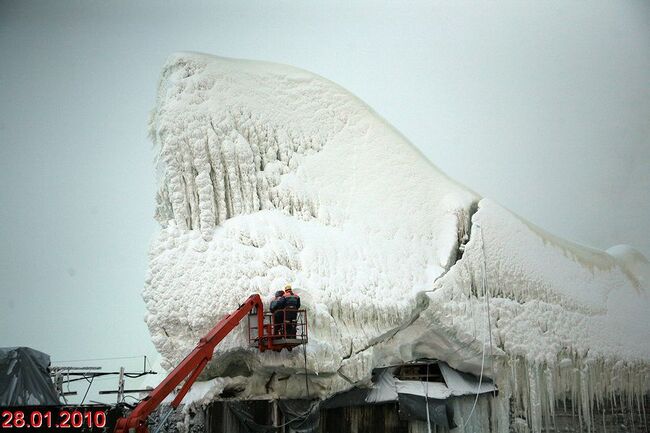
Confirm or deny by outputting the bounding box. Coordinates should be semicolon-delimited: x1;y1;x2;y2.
144;52;650;432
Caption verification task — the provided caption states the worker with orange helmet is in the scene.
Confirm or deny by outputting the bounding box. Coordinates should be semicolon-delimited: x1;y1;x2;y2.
283;284;300;308
283;284;300;337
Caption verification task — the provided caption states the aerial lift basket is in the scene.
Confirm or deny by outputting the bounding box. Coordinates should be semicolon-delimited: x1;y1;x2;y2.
248;308;309;352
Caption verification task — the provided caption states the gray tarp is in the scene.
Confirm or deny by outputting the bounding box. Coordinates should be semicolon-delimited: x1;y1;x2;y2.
221;400;319;433
397;395;454;429
278;400;319;433
0;347;60;406
222;401;275;433
366;363;496;404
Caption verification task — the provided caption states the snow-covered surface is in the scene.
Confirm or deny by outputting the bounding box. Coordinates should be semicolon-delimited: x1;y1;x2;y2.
144;52;650;432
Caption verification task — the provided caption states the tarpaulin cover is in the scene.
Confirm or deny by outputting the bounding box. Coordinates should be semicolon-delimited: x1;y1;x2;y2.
0;347;60;406
222;401;275;433
365;368;398;403
220;400;319;433
320;387;369;409
397;395;454;429
365;362;496;403
278;400;319;433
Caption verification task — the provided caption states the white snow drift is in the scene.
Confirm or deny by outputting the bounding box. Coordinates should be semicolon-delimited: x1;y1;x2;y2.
143;52;650;432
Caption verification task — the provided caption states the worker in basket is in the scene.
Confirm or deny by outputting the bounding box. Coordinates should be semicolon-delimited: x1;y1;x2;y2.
283;284;301;338
270;290;286;336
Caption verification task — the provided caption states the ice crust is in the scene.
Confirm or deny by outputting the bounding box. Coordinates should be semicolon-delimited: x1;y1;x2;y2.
144;52;650;432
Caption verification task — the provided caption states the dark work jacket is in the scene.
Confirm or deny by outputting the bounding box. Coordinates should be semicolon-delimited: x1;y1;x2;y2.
270;296;286;312
283;293;300;309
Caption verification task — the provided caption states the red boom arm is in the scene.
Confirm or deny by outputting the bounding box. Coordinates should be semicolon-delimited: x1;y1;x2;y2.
114;294;265;433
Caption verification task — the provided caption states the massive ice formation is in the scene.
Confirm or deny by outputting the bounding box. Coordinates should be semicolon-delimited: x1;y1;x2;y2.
144;52;650;432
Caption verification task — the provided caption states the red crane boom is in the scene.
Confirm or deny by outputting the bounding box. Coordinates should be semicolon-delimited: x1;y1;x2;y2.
114;294;265;433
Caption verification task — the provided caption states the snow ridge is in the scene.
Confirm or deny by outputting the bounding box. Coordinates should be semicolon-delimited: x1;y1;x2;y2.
145;51;475;378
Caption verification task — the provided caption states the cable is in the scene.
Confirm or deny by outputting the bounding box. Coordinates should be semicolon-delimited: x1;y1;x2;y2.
124;372;155;378
302;334;310;399
59;371;154;384
124;395;143;404
462;289;487;428
52;355;144;363
463;225;491;429
267;330;314;431
480;226;496;400
269;320;315;430
80;375;94;405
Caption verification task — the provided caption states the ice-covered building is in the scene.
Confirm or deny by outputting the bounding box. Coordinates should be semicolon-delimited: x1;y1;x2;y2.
143;52;650;433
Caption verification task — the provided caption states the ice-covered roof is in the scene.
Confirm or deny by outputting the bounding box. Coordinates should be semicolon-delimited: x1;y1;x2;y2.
144;52;650;432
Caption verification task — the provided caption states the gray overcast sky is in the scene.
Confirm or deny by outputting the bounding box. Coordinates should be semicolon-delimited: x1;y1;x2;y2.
1;0;649;401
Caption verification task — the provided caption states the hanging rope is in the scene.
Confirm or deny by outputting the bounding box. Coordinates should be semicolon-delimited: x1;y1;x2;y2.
267;338;314;430
302;337;310;398
463;224;493;429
